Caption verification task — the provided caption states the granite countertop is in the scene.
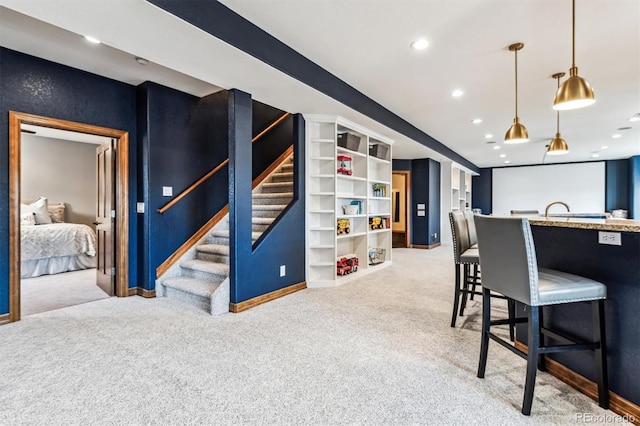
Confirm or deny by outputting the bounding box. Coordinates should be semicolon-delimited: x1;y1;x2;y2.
528;216;640;233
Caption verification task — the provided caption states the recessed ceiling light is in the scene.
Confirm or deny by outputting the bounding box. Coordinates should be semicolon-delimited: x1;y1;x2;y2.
504;160;511;164
629;114;640;122
493;146;500;150
485;134;493;139
592;153;600;158
451;90;464;98
471;118;482;124
410;39;429;50
601;145;608;150
612;134;622;139
84;35;101;44
500;154;506;158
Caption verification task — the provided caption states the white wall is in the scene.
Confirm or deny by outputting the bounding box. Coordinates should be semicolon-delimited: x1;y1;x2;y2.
21;135;97;227
492;162;605;216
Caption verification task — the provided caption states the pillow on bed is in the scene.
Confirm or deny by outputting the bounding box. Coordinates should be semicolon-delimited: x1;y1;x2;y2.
21;197;52;225
21;212;36;226
48;203;66;223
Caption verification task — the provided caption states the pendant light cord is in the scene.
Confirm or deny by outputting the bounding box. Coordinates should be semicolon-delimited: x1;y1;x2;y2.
514;48;519;118
572;0;576;67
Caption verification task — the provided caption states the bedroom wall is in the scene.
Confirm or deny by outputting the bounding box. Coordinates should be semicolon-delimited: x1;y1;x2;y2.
0;47;138;315
21;135;97;228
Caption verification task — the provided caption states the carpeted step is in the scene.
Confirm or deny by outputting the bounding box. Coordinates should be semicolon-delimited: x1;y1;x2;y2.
251;217;275;233
270;172;293;183
260;182;294;193
253;192;293;205
160;277;221;313
280;163;293;173
196;244;230;264
180;259;229;281
252;204;288;218
209;229;262;245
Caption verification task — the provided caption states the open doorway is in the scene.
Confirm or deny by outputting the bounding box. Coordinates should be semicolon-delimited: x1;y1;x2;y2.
8;112;130;322
392;171;410;248
19;125;112;316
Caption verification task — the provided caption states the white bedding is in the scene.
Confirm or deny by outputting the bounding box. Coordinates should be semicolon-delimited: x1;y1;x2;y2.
21;223;97;278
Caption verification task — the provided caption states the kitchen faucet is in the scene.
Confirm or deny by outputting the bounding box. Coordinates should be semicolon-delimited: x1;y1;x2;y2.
545;201;570;218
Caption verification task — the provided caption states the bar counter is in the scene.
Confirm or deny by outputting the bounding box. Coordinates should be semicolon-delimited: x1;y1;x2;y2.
517;216;640;415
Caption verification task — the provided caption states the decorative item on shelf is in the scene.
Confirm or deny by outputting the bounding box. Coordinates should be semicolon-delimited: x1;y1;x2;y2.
337;155;353;175
547;72;570;155
553;0;595;111
369;143;388;160
337;254;359;276
504;42;529;144
350;200;363;214
385;217;391;229
369;216;384;230
336;218;351;235
372;183;387;197
342;204;359;215
368;248;386;265
337;132;361;151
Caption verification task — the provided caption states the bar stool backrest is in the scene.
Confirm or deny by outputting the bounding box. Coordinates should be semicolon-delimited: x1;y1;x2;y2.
474;215;539;306
463;210;478;246
449;211;470;264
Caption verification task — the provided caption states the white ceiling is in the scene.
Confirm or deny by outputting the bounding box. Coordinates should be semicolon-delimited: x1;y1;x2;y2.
1;0;639;170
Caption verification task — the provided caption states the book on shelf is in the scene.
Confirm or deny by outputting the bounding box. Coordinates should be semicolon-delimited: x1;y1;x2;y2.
371;183;387;197
350;200;362;215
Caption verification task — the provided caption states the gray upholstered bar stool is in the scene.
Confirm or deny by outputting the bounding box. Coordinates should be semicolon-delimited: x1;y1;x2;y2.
448;211;480;327
474;215;609;416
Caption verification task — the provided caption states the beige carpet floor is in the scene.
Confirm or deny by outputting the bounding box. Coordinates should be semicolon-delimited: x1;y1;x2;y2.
20;268;111;316
0;247;629;425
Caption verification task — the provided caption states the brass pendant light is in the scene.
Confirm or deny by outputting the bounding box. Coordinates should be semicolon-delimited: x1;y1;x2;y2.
547;72;569;155
553;0;595;110
505;42;529;144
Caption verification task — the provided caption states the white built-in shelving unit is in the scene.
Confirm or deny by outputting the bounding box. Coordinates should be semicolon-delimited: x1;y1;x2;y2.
451;164;472;211
305;115;393;287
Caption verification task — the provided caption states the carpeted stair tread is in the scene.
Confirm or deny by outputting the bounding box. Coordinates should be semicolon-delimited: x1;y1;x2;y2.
161;277;221;298
253;204;288;211
180;259;229;276
253;192;294;199
210;229;262;241
196;244;229;255
252;217;275;225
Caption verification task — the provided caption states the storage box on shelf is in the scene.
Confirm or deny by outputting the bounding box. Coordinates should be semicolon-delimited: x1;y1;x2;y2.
305;115;393;287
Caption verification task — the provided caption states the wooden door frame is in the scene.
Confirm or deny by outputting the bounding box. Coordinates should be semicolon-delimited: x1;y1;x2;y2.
8;111;129;322
392;170;411;248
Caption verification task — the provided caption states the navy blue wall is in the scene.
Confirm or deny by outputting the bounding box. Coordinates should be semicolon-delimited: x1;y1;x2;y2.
252;101;293;181
630;155;640;219
605;159;629;212
392;159;440;246
137;83;230;289
0;47;138;314
472;168;492;214
229;90;305;303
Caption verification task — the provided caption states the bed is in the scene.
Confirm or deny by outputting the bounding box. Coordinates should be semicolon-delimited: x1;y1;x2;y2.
20;198;97;279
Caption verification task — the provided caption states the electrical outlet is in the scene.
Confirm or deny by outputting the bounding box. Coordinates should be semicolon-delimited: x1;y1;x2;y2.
162;186;173;197
280;265;286;277
598;231;621;246
434;232;437;239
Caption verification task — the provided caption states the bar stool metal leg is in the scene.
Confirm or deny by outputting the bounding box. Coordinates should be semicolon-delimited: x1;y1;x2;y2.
593;299;609;409
477;288;491;378
523;306;540;416
451;264;462;327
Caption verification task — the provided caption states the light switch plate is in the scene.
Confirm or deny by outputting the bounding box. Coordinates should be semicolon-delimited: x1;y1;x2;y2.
136;202;145;213
598;231;621;246
280;265;286;277
417;203;426;210
417;211;426;217
162;186;173;197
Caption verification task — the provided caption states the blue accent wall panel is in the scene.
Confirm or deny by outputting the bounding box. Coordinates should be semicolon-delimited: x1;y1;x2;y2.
427;159;441;245
472;168;492;215
229;89;305;303
392;160;412;171
630;155;640;220
410;159;429;246
0;47;137;314
137;82;229;289
251;101;293;181
605;159;629;212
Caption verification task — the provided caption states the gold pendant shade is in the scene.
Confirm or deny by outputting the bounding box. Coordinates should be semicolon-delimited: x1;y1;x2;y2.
553;0;595;110
548;72;570;155
505;42;529;144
